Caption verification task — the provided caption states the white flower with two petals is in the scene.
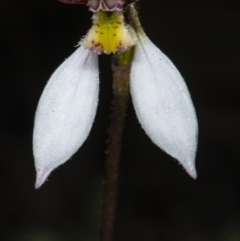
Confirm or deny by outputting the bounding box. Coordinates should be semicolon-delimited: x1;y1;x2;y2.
33;7;198;188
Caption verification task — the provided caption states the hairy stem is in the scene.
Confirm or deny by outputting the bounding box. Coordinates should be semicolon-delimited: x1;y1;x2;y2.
125;3;143;34
100;48;134;241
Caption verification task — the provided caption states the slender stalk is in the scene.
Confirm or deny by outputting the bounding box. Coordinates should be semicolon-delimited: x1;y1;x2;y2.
100;48;134;241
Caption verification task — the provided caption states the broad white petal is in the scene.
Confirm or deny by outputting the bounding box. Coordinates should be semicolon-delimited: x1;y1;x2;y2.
33;46;99;188
130;34;198;178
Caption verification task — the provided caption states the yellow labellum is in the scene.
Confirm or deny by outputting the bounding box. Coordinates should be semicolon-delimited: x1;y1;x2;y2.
81;11;137;54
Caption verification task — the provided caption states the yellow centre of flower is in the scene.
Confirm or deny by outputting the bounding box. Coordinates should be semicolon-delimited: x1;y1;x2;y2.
81;11;137;54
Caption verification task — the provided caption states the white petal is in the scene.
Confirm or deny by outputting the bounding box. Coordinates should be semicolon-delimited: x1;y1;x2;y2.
33;45;99;188
130;34;198;178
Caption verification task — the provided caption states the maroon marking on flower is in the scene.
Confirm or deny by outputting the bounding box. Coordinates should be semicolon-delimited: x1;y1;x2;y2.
116;40;131;53
95;43;102;48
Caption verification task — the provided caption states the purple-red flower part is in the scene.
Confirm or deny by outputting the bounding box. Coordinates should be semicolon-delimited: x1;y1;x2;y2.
58;0;126;12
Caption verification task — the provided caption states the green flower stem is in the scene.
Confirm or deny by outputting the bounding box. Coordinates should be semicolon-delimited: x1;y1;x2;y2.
100;47;134;241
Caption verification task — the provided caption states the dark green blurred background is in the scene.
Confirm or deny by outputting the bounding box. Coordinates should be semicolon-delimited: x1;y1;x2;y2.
1;0;240;240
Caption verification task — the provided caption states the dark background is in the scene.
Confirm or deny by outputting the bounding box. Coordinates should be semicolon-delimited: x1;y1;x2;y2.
1;0;240;240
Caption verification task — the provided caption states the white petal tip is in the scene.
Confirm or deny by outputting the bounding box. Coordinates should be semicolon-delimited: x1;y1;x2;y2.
35;167;52;189
181;161;197;179
188;168;197;180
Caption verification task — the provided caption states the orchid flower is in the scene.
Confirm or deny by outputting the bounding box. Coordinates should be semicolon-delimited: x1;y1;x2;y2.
33;0;198;188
